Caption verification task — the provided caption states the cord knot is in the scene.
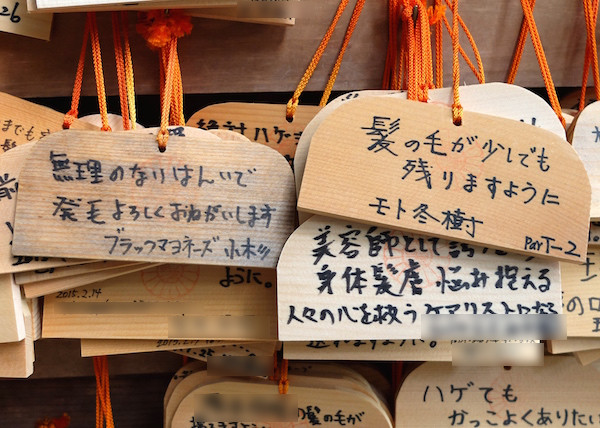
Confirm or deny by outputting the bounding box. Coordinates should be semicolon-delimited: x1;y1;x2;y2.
157;127;169;152
285;97;298;123
136;10;192;50
62;110;78;130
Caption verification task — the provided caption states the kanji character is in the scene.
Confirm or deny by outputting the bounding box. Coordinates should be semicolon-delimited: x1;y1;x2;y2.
317;264;336;295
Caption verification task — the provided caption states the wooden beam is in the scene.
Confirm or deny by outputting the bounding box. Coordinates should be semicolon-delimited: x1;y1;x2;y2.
0;1;593;98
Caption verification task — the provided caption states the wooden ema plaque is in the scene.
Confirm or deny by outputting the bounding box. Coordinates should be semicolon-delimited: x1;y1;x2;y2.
277;216;561;341
12;130;296;268
42;263;277;340
561;250;600;337
0;273;25;343
167;366;393;428
80;339;229;357
548;337;600;354
298;98;589;262
0;92;96;149
0;144;93;273
0;1;52;40
294;83;566;205
572;101;600;220
187;102;322;164
396;356;600;427
283;340;452;361
0;299;34;378
21;262;158;298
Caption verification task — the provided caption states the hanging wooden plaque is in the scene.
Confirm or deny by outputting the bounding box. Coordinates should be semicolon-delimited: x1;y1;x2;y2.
396;356;600;427
295;83;566;204
283;340;452;361
141;126;221;142
80;338;253;356
187;102;322;164
171;376;393;428
575;348;600;366
547;337;600;354
561;251;600;337
15;260;144;285
571;101;600;220
79;113;145;131
277;216;561;341
0;92;96;149
0;144;92;273
0;299;33;378
12;130;296;268
0;273;25;343
21;262;158;298
0;1;52;40
43;263;277;340
172;341;278;361
298;97;589;262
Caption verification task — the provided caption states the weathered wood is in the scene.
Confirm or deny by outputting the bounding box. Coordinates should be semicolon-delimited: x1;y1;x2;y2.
0;2;596;98
187;102;322;164
22;262;160;298
80;338;252;356
13;130;296;268
15;260;144;285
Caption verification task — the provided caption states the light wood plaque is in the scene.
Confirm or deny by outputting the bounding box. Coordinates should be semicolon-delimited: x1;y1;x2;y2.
0;92;96;148
283;340;452;361
298;97;588;262
13;130;296;268
43;263;277;340
0;144;92;273
187;102;322;164
561;251;600;337
294;83;566;204
277;216;561;341
572;101;600;220
0;1;52;40
0;273;25;343
80;338;256;356
396;356;600;427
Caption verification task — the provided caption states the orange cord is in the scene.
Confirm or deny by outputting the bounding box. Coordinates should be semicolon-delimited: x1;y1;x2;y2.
137;10;191;151
63;18;90;129
278;359;289;394
120;11;138;129
522;0;566;128
94;356;115;428
157;37;178;151
506;0;535;84
579;0;600;111
320;0;366;106
88;13;112;132
450;0;463;125
112;12;130;131
440;0;484;84
383;0;482;92
433;0;444;88
286;0;350;121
